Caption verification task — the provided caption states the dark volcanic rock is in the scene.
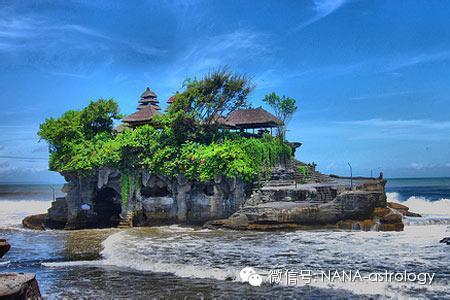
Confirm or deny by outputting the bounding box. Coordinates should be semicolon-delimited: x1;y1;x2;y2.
22;214;46;230
47;197;68;228
0;273;42;299
0;239;11;258
440;237;450;245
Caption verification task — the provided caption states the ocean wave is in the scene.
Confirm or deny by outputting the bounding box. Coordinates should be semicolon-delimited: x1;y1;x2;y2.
100;231;236;280
387;192;450;225
0;200;51;229
387;192;450;215
42;227;450;298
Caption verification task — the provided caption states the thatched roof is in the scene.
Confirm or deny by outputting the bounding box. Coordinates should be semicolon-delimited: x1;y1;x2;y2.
138;104;161;110
140;87;157;99
123;105;161;124
138;98;159;104
225;107;283;129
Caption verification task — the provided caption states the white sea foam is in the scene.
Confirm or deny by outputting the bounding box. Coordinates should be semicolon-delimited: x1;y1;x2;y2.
0;261;10;266
0;200;51;229
100;231;236;280
40;223;450;298
386;192;450;225
387;192;450;215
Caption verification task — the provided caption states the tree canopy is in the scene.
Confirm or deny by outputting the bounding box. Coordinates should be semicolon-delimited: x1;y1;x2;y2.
263;92;298;139
169;68;254;124
38;71;293;182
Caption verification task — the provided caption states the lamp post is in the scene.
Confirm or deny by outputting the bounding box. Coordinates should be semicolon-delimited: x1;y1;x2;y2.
348;162;353;190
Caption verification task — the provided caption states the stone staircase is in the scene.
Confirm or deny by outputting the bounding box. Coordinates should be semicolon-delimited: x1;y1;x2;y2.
258;160;331;188
117;211;134;228
315;186;337;203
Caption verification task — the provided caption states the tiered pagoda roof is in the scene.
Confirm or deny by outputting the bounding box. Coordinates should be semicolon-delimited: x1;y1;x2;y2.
123;86;162;127
137;87;161;110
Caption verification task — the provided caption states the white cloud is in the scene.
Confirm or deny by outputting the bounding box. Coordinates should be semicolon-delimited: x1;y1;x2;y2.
387;51;450;71
160;29;271;89
0;14;165;78
297;0;348;30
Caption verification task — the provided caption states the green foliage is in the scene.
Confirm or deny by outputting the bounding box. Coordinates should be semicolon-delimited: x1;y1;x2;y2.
263;92;297;123
297;165;309;184
168;68;254;123
177;136;291;182
121;173;130;210
38;99;122;173
38;75;294;183
263;92;297;139
120;172;141;211
164;69;254;144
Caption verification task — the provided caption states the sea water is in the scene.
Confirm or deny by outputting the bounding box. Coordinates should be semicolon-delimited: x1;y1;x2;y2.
0;179;449;298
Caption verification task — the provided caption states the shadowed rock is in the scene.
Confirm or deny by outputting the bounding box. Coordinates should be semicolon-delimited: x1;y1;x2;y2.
22;214;46;230
440;237;450;245
0;273;41;299
0;239;11;258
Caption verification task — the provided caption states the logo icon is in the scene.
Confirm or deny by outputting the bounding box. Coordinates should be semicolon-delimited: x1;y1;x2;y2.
240;267;263;286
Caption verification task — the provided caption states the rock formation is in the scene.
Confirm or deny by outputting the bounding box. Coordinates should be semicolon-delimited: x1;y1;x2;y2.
22;159;404;232
43;169;248;230
387;202;422;217
0;273;42;299
0;239;11;258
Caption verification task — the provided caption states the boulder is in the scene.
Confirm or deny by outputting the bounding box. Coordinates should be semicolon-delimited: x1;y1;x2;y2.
387;202;422;217
0;273;42;299
379;209;403;224
0;239;11;258
22;214;46;230
379;223;404;231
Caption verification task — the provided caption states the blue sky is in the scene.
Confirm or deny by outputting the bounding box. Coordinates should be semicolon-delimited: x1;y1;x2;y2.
1;0;450;183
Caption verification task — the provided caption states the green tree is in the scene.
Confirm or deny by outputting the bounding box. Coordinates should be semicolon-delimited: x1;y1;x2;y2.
262;92;297;139
38;99;122;172
169;68;254;123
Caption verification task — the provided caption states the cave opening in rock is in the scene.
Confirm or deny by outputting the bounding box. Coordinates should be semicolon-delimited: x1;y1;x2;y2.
93;187;121;228
141;185;171;197
203;184;214;196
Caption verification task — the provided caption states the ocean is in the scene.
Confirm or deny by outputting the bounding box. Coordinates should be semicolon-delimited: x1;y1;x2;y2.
0;178;449;299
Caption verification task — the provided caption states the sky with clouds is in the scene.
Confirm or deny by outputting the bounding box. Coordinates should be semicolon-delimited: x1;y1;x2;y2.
1;0;450;183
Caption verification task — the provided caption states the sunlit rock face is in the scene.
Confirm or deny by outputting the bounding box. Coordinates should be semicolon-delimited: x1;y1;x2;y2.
205;179;402;231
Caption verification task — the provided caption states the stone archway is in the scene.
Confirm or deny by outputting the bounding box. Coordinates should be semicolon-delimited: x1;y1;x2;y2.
93;187;121;228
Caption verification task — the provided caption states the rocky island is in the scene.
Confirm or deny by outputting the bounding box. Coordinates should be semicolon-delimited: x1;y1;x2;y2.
30;70;406;231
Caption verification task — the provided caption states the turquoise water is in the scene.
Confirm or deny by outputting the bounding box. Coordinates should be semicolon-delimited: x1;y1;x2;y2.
0;179;449;298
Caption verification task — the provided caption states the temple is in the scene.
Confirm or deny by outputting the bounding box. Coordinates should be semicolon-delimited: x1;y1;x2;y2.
122;86;284;136
122;87;162;128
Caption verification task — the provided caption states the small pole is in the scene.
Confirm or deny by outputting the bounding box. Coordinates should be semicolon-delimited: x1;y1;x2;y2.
50;186;55;201
348;162;353;190
370;169;373;178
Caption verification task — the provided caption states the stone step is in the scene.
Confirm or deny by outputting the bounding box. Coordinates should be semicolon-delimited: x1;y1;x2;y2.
117;212;134;228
